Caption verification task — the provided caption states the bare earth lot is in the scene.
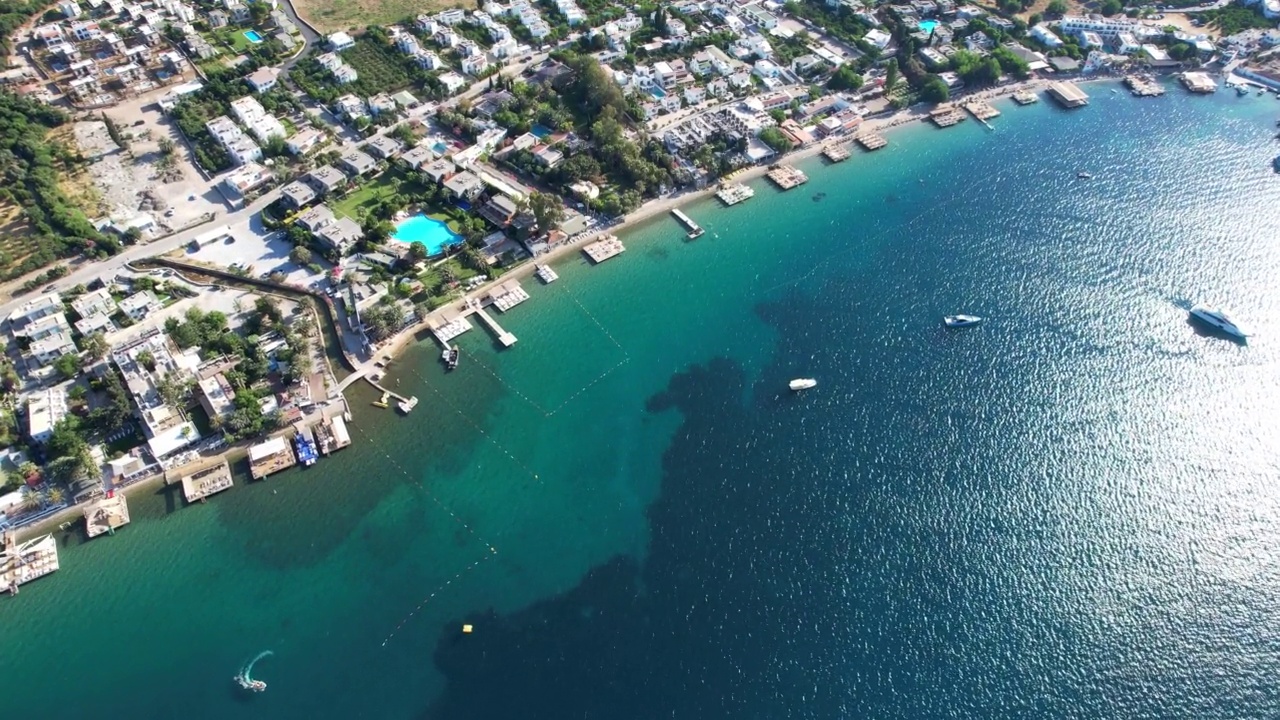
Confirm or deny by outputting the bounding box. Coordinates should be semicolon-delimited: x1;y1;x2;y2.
293;0;470;32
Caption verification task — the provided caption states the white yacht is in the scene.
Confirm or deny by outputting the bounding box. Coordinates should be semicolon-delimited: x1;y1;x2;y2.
789;378;817;391
943;315;983;328
1189;304;1248;340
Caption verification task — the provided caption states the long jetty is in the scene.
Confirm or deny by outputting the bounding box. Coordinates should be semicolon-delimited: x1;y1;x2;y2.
671;208;704;239
472;305;518;347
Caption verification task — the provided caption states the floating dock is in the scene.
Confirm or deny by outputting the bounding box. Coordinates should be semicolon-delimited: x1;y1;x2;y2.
716;183;755;206
397;396;419;414
294;425;318;466
766;165;808;190
821;144;851;162
855;132;888;150
474;306;517;347
1;531;59;595
181;461;234;503
963;99;1001;121
84;494;131;538
248;436;297;480
1047;81;1089;108
1012;91;1038;105
315;416;351;455
534;264;558;283
583;235;625;264
930;104;966;127
1180;71;1216;94
427;310;473;344
488;279;529;312
671;208;704;239
1125;75;1165;97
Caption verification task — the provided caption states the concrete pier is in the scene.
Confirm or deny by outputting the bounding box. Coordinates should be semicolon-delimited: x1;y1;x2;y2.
671;208;704;239
475;307;518;347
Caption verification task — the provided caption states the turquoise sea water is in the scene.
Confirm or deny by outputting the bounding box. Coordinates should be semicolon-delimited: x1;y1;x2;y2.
392;213;461;255
4;83;1280;719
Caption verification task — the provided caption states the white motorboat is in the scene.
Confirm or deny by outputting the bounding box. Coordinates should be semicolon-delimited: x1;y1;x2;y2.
789;378;817;391
1189;304;1248;340
943;314;983;328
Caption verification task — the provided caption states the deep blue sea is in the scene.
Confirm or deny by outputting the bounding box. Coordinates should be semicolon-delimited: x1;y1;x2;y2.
3;82;1280;719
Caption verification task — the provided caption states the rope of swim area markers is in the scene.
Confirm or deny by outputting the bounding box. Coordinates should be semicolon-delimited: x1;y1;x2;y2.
561;287;627;353
348;423;500;648
543;356;630;416
405;366;544;483
456;349;553;416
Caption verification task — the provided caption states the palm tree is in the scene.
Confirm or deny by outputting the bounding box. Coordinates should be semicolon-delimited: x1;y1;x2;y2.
47;487;65;506
21;488;43;512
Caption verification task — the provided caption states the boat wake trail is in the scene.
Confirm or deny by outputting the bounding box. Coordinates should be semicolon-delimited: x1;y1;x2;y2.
234;650;273;693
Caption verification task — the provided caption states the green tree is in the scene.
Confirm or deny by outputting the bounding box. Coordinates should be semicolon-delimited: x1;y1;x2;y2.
1046;0;1067;15
885;59;899;92
247;0;271;25
827;64;864;91
527;191;564;233
1100;0;1122;16
136;349;156;371
289;245;313;265
406;241;428;263
53;353;82;379
920;75;950;103
81;331;109;360
758;127;794;154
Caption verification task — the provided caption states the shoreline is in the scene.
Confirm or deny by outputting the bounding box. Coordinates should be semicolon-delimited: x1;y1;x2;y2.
378;75;1105;363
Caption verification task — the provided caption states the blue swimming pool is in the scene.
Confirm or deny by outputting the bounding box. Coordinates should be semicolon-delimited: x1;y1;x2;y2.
649;86;667;98
918;20;939;33
244;30;264;43
531;123;552;139
391;214;461;256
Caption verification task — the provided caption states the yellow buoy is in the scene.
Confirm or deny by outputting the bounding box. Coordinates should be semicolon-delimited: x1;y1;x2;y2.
461;624;473;634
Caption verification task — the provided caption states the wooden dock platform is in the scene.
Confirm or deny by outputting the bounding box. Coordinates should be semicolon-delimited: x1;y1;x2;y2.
1047;81;1089;108
248;436;297;480
963;99;1001;121
1125;75;1165;97
1;531;59;595
716;183;755;205
583;235;625;263
180;461;234;503
487;279;529;312
821;144;851;162
930;104;966;127
766;165;808;189
1012;91;1038;105
84;494;131;538
315;415;351;454
855;132;888;150
671;208;703;238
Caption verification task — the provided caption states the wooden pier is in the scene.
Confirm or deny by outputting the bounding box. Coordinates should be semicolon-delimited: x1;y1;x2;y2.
248;436;297;480
1012;91;1038;106
365;376;420;409
84;494;131;538
1047;81;1089;108
583;235;625;263
821;144;851;162
930;104;966;128
855;132;888;151
766;165;808;190
963;99;1001;121
671;208;704;239
180;461;234;503
1;531;59;595
1125;75;1165;97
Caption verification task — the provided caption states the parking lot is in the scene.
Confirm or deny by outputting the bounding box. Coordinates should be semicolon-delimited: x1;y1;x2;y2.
186;222;331;290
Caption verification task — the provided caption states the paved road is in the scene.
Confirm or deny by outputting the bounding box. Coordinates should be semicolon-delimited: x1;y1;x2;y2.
0;189;285;319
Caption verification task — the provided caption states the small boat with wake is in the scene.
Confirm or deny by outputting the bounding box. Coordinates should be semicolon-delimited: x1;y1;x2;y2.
943;314;983;328
234;650;272;693
789;378;817;391
1077;171;1093;179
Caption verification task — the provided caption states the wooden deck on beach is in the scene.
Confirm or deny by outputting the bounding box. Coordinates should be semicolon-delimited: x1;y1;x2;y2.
963;99;1001;121
1012;91;1038;106
821;144;851;162
180;461;234;503
766;165;808;189
583;235;626;264
855;132;888;150
930;105;967;128
84;494;130;538
248;436;297;480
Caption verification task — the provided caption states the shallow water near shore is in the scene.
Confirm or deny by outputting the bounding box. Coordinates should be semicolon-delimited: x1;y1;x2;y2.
4;83;1280;719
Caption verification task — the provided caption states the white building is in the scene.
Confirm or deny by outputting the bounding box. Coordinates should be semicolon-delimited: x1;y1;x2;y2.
230;96;286;144
118;290;162;321
70;287;116;319
1030;24;1063;48
27;386;69;445
1058;16;1136;40
1079;31;1103;49
753;59;782;79
328;31;355;51
1114;32;1140;54
206;116;260;165
245;66;279;93
112;332;202;459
